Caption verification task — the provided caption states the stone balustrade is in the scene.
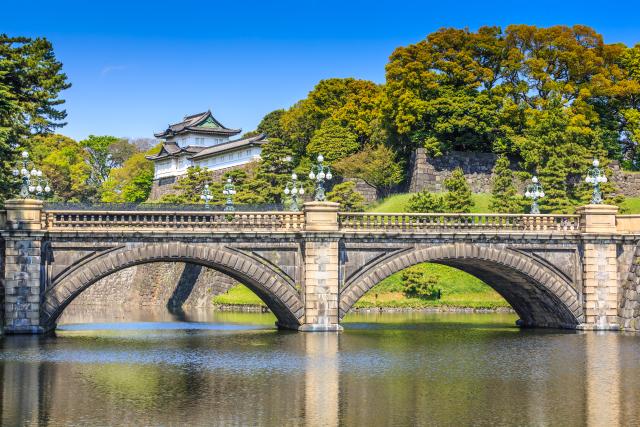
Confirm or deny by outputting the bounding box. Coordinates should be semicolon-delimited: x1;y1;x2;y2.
616;215;640;233
42;209;305;232
338;212;581;232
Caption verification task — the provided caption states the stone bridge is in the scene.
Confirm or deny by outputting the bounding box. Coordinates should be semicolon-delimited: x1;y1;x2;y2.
1;199;640;334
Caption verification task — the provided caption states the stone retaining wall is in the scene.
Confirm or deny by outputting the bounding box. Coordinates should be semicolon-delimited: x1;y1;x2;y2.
70;263;236;308
409;148;640;197
620;245;640;331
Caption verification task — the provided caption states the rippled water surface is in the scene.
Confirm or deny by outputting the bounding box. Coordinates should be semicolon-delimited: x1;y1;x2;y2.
1;307;639;426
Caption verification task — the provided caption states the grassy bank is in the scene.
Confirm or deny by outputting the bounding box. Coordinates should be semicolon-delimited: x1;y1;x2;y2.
213;263;510;311
368;192;640;214
369;193;491;213
353;263;509;310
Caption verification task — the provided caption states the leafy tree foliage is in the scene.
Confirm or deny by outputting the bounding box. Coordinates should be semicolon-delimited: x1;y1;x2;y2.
306;120;360;163
158;167;219;204
401;266;441;299
407;191;446;213
257;109;286;140
332;145;403;197
443;168;473;213
408;168;472;213
327;181;365;211
0;35;70;201
101;146;159;203
27;134;92;202
489;155;521;213
81;135;126;189
384;24;640;209
279;78;384;157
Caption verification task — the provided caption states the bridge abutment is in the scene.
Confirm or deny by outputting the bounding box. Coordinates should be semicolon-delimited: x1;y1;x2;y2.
1;199;46;334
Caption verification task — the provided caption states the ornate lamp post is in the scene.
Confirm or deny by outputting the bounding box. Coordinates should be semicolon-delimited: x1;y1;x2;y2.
585;158;607;204
200;183;213;208
525;176;545;214
11;150;52;199
223;178;236;212
284;172;305;211
308;154;333;202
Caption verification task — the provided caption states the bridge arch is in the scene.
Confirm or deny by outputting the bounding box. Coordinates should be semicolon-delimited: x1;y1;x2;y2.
42;243;304;330
340;244;583;328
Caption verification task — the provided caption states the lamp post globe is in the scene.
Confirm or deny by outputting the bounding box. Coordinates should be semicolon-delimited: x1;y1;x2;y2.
284;171;303;211
12;149;53;199
308;153;333;202
585;158;607;204
525;175;544;214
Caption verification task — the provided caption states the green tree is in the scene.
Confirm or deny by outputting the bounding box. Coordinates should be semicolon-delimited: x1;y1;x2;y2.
101;150;156;203
158;167;219;204
408;191;446;213
401;266;441;299
80;135;122;189
280;78;385;155
27;134;92;202
489;155;521;213
257;109;286;140
0;35;70;201
327;181;365;211
255;137;295;203
443;168;472;213
306;120;360;163
332;145;403;197
538;155;573;213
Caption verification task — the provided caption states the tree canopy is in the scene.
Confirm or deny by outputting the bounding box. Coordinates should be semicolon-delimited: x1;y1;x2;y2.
0;35;70;201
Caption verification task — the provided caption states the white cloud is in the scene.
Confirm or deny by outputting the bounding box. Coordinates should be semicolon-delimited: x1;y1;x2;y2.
100;65;127;77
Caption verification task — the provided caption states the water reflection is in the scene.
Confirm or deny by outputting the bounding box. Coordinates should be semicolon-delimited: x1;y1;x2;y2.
0;307;638;426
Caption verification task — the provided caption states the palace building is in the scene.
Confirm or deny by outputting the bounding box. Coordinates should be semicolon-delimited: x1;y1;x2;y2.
146;110;267;198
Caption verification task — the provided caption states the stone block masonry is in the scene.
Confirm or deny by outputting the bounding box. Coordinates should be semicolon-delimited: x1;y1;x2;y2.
70;263;236;309
3;234;45;333
409;148;640;197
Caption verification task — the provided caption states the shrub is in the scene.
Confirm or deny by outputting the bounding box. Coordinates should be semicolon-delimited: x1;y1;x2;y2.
401;266;442;299
408;191;446;213
443;167;472;213
327;181;365;211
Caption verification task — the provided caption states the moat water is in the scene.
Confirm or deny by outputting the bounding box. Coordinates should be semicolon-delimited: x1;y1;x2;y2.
1;306;639;426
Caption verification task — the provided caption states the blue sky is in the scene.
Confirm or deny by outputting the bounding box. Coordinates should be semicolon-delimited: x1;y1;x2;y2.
3;0;640;140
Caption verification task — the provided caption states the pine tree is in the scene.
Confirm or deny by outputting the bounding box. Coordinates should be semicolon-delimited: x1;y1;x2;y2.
408;191;446;213
327;181;365;212
538;154;573;213
489;155;521;213
443;168;473;213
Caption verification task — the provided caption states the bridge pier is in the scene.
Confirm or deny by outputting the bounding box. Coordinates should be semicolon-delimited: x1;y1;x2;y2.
577;205;620;331
299;202;342;332
1;199;46;334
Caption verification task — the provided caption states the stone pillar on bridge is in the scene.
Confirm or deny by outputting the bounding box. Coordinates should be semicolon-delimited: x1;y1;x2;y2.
299;201;343;332
577;204;620;330
1;199;46;334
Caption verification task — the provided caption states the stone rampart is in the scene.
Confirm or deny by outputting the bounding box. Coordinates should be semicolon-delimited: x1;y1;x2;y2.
70;263;236;308
409;148;640;197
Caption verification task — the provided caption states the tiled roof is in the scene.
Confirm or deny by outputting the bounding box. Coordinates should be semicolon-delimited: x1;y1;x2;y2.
145;143;206;161
190;134;268;160
146;134;268;162
154;110;241;138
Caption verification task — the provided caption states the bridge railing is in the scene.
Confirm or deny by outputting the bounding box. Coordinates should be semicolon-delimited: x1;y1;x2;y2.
337;212;581;232
42;210;305;232
616;215;640;233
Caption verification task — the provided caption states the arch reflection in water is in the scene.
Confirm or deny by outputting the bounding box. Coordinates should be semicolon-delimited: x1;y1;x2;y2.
0;309;639;425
